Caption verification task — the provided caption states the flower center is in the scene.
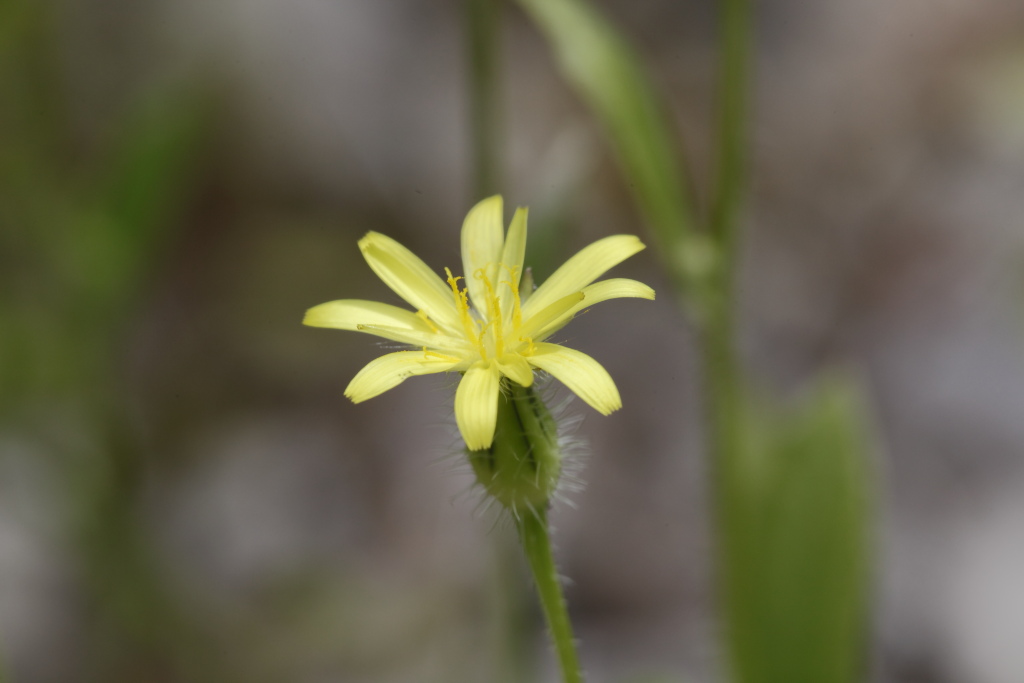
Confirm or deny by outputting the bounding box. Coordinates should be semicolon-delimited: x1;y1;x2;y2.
445;264;530;361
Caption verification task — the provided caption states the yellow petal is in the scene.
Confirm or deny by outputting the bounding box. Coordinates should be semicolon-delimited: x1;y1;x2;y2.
354;324;471;353
581;277;655;303
497;353;534;387
359;232;461;333
521;235;645;319
533;278;655;341
527;342;621;415
455;362;501;450
303;299;434;332
461;195;504;315
498;207;528;317
345;351;462;403
516;291;585;342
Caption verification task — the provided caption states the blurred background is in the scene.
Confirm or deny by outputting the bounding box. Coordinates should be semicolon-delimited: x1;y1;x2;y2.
2;0;1024;681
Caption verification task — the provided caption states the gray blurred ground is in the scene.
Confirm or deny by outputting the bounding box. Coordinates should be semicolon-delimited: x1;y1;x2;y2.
3;0;1024;681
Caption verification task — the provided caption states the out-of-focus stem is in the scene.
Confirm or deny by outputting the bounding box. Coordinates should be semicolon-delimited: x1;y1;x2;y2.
465;0;502;198
705;0;753;679
710;0;751;256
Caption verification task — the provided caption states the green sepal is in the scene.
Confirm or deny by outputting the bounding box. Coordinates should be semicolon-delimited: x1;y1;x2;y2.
468;379;561;511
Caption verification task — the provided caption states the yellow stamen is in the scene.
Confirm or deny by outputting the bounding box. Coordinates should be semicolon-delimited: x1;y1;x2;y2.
446;266;479;343
476;322;491;360
416;310;440;333
475;267;505;357
444;267;463;300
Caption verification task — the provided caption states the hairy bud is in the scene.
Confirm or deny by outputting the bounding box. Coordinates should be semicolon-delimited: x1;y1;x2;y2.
467;380;561;511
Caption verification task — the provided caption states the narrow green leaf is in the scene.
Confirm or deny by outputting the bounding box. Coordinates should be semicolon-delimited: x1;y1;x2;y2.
726;376;873;683
515;0;709;289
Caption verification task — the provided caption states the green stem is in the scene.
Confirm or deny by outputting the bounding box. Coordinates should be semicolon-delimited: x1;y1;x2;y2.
703;0;753;678
464;0;502;199
516;508;583;683
703;277;749;682
709;0;751;254
705;0;751;503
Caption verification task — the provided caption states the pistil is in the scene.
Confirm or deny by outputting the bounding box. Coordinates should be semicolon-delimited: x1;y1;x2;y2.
446;267;480;344
475;267;505;357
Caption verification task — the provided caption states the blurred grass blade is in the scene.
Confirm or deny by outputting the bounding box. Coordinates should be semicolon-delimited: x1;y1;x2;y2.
71;86;211;305
465;0;502;198
516;0;706;289
727;377;873;683
710;0;751;254
96;86;210;247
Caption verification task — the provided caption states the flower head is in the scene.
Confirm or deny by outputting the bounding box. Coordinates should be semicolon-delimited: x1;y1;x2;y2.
304;195;654;450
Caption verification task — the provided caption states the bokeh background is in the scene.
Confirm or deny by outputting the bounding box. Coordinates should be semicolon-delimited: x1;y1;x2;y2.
3;0;1024;681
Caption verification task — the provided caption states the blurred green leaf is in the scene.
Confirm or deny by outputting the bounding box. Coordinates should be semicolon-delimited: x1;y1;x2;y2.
0;0;212;400
725;377;873;683
516;0;710;291
95;88;210;241
70;86;211;306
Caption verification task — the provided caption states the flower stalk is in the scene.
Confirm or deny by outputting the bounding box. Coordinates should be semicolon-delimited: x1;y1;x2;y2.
468;380;583;683
516;506;583;683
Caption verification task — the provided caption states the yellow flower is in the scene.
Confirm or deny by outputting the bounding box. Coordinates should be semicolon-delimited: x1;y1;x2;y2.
304;195;655;450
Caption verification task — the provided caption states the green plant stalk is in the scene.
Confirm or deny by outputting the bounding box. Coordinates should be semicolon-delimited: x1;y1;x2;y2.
705;0;754;678
703;275;751;682
710;0;751;254
516;508;583;683
465;0;501;198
